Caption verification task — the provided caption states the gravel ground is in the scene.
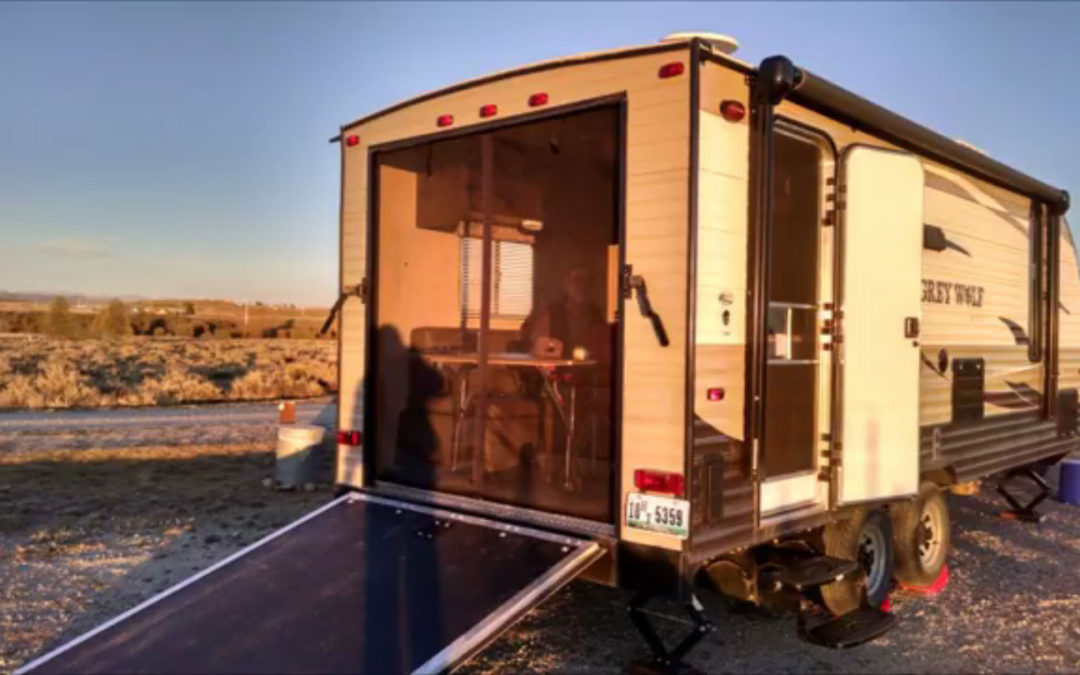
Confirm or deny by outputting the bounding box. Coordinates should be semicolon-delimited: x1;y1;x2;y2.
0;398;332;433
0;423;329;674
3;417;1079;673
465;474;1080;674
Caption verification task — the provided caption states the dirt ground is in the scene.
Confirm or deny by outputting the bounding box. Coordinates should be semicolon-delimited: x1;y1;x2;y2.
0;424;328;674
2;420;1080;673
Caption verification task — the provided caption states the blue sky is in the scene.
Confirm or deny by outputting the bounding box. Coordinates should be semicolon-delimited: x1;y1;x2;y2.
1;1;1078;305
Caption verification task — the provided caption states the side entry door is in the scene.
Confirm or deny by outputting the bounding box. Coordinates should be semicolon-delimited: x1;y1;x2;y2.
836;146;923;504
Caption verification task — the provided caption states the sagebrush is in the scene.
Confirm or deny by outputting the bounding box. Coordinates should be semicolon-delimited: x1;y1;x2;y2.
0;338;337;409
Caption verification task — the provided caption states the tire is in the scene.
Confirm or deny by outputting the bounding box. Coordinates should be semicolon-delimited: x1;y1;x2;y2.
890;482;950;586
820;508;894;615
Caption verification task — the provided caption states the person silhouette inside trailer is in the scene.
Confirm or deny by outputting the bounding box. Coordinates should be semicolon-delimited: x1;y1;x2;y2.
521;264;608;364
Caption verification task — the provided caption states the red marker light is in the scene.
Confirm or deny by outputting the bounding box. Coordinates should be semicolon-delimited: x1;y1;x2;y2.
706;387;725;402
528;92;549;107
344;134;360;147
634;469;685;497
479;104;498;118
720;100;746;122
336;430;363;446
436;114;454;128
658;62;685;78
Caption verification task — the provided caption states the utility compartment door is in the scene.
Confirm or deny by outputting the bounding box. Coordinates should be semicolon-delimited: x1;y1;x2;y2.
837;146;923;504
17;493;603;675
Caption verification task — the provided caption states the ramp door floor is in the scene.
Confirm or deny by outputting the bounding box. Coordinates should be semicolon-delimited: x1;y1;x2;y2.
18;492;602;675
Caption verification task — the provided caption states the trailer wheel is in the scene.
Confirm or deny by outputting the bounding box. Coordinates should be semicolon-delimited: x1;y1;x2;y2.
820;508;894;615
891;482;950;586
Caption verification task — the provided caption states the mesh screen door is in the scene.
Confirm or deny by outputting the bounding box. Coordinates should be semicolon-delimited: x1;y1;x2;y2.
762;129;822;479
371;105;620;522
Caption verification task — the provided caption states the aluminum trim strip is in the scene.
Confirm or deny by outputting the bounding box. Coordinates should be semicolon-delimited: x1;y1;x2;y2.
370;481;616;538
351;491;589;547
412;541;603;675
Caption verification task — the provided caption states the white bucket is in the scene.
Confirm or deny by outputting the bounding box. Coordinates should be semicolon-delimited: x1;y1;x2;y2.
276;424;326;488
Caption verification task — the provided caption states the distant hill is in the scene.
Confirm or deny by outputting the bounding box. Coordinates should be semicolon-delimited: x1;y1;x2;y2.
0;290;145;304
0;291;324;312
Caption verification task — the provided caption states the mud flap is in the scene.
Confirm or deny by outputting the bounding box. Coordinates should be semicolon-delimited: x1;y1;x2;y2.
17;492;604;675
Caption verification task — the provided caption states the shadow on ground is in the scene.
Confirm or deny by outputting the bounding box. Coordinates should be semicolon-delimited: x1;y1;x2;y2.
0;446;329;671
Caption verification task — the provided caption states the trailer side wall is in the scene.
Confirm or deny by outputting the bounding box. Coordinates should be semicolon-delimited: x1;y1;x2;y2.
766;91;1070;488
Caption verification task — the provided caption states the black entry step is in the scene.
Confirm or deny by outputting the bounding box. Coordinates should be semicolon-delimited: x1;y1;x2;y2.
775;555;859;591
802;606;897;649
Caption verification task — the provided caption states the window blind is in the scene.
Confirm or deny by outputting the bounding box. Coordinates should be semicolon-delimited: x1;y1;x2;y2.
460;237;533;320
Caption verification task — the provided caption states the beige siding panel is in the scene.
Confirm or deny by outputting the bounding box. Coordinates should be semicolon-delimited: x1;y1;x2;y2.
919;344;1041;424
627;152;690;177
921;177;1035;397
926;163;1030;219
338;48;692;549
629;118;691;146
695;64;750;445
1057;223;1080;393
338;138;369;456
919;166;1042;423
698;58;750;117
628;196;689;222
622;85;689;550
695;183;748;348
694;345;746;438
699;123;749;182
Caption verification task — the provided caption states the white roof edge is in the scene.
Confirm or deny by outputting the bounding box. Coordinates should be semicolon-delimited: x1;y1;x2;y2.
341;39;754;132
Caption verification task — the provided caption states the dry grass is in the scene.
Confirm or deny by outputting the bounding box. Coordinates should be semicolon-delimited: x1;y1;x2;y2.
0;338;336;410
0;297;331;339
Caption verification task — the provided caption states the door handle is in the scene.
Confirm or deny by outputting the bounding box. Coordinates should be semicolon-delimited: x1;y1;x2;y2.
622;265;670;347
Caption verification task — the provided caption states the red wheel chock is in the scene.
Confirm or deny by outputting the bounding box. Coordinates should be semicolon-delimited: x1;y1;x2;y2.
898;563;950;596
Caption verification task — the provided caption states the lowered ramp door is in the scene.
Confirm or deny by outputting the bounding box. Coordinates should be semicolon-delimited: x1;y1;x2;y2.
17;493;602;675
836;146;923;504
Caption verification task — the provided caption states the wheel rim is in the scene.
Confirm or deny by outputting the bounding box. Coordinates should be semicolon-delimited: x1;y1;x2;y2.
858;523;889;597
917;497;947;571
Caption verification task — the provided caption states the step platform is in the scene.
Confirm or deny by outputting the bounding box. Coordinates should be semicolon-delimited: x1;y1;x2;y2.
802;606;897;649
774;555;859;591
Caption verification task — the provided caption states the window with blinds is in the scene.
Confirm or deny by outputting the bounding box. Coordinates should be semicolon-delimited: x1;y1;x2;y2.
460;237;534;321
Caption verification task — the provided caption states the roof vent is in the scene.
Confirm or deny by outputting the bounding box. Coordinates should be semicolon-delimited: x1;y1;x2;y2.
660;32;739;54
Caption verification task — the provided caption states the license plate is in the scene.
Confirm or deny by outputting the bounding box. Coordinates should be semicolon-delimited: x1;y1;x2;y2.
625;492;690;539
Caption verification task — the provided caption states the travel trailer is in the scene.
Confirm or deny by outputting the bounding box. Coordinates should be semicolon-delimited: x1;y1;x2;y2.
19;32;1076;674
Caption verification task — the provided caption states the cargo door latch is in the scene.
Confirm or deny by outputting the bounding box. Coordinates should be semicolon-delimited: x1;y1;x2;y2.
904;316;920;339
318;278;367;337
623;264;670;347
